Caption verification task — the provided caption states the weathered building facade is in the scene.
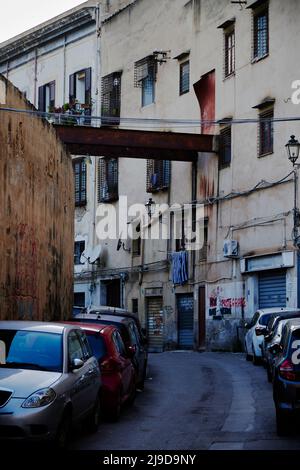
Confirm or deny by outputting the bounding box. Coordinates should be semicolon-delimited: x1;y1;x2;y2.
0;75;74;320
2;0;300;350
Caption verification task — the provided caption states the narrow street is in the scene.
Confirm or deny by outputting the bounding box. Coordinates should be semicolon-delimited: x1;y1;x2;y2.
72;352;300;451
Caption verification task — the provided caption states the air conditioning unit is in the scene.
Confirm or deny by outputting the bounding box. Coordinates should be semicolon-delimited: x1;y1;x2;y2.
223;240;239;258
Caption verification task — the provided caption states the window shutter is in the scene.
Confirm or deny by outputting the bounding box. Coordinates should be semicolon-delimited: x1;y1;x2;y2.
49;81;55;109
219;126;232;166
101;72;122;125
69;74;75;105
134;55;157;87
146;160;170;192
146;159;154;193
38;85;45;112
85;67;92;106
98;158;119;202
162;160;171;188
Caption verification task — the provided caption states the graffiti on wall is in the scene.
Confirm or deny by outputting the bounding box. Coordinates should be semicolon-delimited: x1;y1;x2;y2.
209;286;246;317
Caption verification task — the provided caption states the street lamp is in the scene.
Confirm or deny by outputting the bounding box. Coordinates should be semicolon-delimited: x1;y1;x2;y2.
286;135;300;248
286;135;300;165
145;197;156;219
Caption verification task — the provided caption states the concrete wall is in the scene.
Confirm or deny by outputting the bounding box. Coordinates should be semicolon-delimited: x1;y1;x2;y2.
0;76;74;320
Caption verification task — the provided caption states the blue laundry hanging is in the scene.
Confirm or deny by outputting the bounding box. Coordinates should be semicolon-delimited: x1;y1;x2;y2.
172;251;188;285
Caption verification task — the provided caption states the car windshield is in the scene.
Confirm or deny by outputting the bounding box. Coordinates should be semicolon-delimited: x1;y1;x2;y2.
85;332;107;362
259;314;273;326
0;329;63;372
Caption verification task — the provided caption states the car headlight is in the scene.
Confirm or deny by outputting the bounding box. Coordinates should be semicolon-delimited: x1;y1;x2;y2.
22;388;56;408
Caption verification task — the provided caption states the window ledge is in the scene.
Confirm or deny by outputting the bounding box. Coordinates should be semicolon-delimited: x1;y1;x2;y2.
258;151;273;158
219;163;231;170
223;71;235;81
251;53;269;64
179;90;190;96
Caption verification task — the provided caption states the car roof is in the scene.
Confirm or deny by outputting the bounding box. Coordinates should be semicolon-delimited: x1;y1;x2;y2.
258;308;300;315
272;311;300;321
285;318;300;331
62;321;116;335
74;313;133;324
0;321;76;334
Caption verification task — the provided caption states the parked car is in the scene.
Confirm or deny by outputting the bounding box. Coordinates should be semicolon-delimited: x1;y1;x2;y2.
0;321;101;447
244;308;297;364
272;319;300;435
262;310;300;380
73;308;148;389
64;322;136;420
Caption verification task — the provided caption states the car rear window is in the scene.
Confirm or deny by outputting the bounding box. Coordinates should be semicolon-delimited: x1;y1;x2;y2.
0;329;63;372
85;333;107;362
259;314;273;326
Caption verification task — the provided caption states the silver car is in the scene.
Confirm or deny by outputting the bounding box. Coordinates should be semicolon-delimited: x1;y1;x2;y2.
0;321;101;447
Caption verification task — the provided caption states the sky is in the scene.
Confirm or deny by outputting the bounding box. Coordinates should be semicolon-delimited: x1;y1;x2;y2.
0;0;86;43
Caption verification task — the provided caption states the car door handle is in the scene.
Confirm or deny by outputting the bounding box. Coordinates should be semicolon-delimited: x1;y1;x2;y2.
88;369;94;375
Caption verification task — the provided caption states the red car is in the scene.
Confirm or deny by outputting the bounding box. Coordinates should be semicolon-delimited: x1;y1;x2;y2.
65;322;136;420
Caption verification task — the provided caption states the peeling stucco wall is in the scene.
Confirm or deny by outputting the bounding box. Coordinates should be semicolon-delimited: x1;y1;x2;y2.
0;75;74;320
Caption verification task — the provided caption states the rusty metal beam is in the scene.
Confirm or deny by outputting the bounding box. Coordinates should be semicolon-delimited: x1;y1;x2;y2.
54;125;215;162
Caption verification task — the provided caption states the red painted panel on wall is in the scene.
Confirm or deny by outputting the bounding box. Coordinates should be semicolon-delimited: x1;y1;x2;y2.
193;70;215;135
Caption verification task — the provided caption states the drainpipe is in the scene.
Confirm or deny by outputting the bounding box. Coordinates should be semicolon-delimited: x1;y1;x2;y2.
95;2;101;118
33;48;38;107
63;35;67;104
191;159;197;281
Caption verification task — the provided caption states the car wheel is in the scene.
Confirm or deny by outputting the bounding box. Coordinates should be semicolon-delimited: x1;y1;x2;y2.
104;391;121;422
246;353;252;361
276;408;291;436
55;411;72;449
86;395;101;433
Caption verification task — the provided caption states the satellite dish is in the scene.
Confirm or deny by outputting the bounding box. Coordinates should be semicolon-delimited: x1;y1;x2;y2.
117;239;123;251
80;247;93;264
89;244;102;264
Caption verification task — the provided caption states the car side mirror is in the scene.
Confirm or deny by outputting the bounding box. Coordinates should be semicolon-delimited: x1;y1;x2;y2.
127;345;137;358
255;326;266;336
270;343;282;355
71;358;84;371
244;322;251;329
264;333;272;342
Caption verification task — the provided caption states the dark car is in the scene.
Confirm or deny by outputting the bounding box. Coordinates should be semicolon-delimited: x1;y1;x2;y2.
272;319;300;435
65;322;136;421
73;308;148;389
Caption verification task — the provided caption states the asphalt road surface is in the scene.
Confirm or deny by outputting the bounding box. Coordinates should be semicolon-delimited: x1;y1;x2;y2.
72;351;300;450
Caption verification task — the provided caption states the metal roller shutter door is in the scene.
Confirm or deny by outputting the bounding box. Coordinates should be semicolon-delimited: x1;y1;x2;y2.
147;297;163;353
258;270;286;309
177;294;194;349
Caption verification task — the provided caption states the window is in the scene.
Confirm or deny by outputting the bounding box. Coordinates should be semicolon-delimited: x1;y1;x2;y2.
69;68;92;108
253;6;269;60
146;160;171;193
259;108;273;156
101;72;122;125
74;241;85;265
180;61;190;95
224;28;235;77
132;223;141;256
132;298;138;314
73;159;87;206
113;331;127;357
219;125;232;167
173;208;185;252
38;81;55;112
98;158;118;203
68;331;85;364
74;292;85;307
134;56;157;107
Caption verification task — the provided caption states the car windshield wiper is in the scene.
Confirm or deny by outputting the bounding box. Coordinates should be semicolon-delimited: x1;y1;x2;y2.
0;362;48;371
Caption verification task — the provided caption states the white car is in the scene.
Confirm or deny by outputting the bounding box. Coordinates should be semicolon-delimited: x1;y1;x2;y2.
244;308;297;364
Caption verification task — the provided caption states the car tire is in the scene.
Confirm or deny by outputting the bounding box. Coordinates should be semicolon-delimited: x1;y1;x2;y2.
105;391;121;422
267;365;272;383
276;408;290;436
55;411;72;449
246;353;252;362
86;395;101;433
252;346;260;365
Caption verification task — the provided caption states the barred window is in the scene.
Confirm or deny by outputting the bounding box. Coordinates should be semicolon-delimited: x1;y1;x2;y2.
224;29;235;77
253;7;269;60
73;159;87;207
180;61;190;95
101;72;122;125
134;56;157;107
146;160;171;193
219;126;232;167
74;241;85;265
38;81;55;112
259;108;273;156
98;158;118;203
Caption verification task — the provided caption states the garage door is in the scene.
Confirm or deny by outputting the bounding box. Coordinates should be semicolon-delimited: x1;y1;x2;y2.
147;297;163;353
258;270;286;309
177;294;194;349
